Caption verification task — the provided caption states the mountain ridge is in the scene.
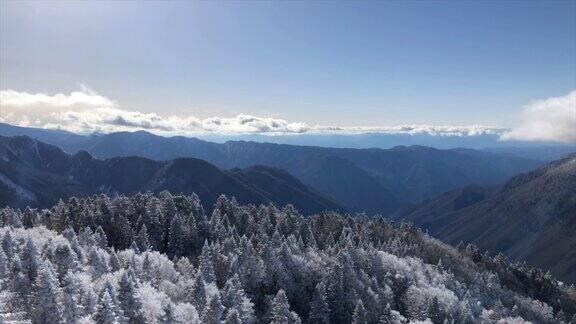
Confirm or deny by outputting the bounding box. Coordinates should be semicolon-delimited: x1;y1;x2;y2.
0;135;344;214
0;123;544;215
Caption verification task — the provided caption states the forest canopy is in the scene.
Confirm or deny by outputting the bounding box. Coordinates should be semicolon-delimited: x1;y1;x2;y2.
0;192;575;323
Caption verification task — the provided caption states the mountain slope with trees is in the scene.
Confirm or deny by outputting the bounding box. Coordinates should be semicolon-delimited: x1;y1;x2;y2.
397;154;576;283
1;193;575;323
0;123;543;215
0;135;343;214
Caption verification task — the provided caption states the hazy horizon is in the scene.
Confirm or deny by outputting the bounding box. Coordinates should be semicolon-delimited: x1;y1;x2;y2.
1;1;575;144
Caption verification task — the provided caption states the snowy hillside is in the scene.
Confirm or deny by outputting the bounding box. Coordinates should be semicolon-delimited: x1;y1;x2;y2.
0;193;575;323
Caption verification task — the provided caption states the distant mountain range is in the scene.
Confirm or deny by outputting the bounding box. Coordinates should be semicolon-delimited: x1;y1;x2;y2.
0;135;344;214
0;123;549;215
397;154;576;283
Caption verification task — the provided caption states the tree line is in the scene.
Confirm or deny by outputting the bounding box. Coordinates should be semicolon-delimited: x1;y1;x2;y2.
0;192;574;323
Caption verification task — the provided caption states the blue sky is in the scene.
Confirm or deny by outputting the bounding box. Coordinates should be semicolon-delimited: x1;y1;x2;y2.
0;1;575;138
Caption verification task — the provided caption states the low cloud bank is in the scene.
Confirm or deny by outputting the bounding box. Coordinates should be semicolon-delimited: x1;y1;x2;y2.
4;87;571;142
501;90;576;143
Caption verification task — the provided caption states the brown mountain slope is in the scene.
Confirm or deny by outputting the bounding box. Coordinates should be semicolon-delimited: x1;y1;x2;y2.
398;154;576;283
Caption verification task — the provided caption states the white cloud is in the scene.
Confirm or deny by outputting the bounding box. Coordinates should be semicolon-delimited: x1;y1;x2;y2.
500;90;576;143
0;86;113;107
0;87;503;137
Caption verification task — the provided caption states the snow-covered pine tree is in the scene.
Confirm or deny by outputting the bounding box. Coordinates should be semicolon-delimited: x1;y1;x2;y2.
94;290;120;324
62;271;83;324
271;290;300;324
31;260;63;324
0;248;6;283
203;293;224;324
168;215;185;259
63;226;85;263
95;226;109;249
118;270;146;324
309;282;330;324
352;299;368;324
224;308;241;324
137;224;151;252
88;248;110;278
326;252;358;323
53;243;79;282
237;238;264;300
21;238;41;284
222;274;255;323
190;274;207;311
144;201;164;251
427;296;444;324
158;301;182;324
1;230;15;261
7;255;28;311
109;248;122;272
379;303;395;324
199;241;217;284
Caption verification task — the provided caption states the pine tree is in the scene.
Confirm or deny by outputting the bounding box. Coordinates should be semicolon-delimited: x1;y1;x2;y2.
130;241;140;255
379;303;393;324
21;206;37;228
225;308;241;324
0;248;6;283
109;248;122;272
79;227;96;248
2;208;23;228
110;213;136;250
326;253;357;323
203;293;224;324
199;242;216;284
80;283;98;316
62;225;78;242
427;296;444;324
21;238;41;285
210;244;229;288
63;226;85;263
137;224;151;252
31;260;63;324
94;290;119;324
554;308;566;323
1;230;15;260
352;299;367;324
144;201;164;251
167;215;184;258
8;255;28;308
237;239;264;300
222;275;255;323
158;301;182;324
271;290;298;324
175;257;193;278
100;280;125;321
62;271;83;324
118;270;146;324
89;248;110;278
142;252;154;284
191;274;207;311
300;222;317;249
511;304;519;317
95;226;109;249
309;282;330;324
54;243;79;282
